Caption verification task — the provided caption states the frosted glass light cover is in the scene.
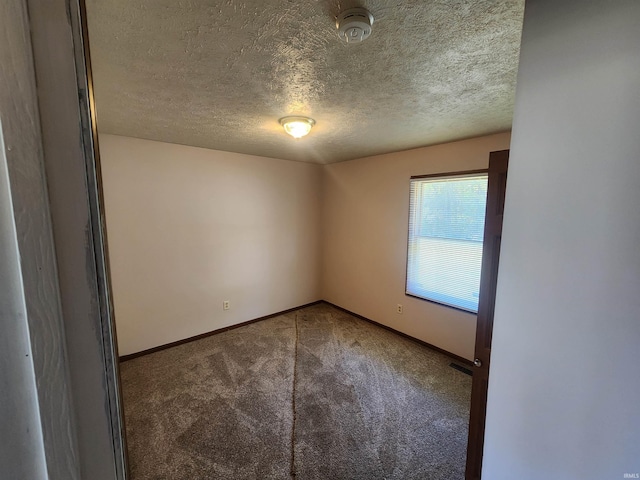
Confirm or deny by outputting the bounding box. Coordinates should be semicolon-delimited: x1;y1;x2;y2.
280;116;315;139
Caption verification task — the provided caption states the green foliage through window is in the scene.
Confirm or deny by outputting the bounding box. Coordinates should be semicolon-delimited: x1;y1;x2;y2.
418;178;487;242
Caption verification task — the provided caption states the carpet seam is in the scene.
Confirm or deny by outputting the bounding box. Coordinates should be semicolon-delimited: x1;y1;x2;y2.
290;313;299;479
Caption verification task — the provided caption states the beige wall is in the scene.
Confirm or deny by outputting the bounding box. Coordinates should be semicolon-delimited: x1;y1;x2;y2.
321;133;511;360
100;134;322;355
102;132;511;358
484;1;640;477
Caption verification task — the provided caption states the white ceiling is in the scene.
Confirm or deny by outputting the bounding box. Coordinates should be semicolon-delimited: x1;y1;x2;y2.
85;1;524;164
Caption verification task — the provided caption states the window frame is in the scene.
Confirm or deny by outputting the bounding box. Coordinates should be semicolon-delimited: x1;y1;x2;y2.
405;168;489;314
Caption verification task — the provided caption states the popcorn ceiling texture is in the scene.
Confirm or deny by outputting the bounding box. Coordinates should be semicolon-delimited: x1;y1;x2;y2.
85;0;524;164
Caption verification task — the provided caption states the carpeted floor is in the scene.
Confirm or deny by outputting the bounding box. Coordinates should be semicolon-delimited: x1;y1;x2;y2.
120;303;472;479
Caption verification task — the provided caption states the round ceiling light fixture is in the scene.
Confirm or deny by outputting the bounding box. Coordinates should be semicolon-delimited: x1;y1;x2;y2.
336;7;374;44
279;116;316;139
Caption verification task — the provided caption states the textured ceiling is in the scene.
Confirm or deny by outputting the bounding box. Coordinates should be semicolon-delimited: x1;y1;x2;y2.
85;0;524;164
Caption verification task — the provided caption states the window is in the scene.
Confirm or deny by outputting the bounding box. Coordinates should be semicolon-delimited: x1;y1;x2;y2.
406;172;488;313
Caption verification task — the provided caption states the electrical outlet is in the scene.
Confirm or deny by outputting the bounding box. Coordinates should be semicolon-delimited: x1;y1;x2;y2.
223;300;230;310
397;304;403;314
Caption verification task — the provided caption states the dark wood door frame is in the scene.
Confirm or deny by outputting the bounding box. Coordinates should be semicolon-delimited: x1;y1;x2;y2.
465;149;509;480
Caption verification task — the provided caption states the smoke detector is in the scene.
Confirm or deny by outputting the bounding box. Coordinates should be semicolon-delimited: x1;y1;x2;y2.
336;8;374;44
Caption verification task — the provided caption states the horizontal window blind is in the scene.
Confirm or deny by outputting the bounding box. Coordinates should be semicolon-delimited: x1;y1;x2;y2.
406;173;488;313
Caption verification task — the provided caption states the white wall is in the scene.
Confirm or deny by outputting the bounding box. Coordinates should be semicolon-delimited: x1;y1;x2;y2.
321;133;511;361
100;135;322;355
0;124;47;480
103;132;511;360
483;1;640;479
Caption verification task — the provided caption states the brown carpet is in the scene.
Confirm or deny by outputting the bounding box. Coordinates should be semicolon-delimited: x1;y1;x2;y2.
120;303;472;479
